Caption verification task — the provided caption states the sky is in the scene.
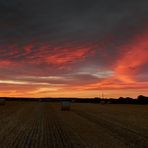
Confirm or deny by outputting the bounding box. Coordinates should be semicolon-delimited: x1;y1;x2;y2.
0;0;148;98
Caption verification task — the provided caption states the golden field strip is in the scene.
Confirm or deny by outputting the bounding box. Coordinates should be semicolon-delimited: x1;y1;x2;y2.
0;102;148;148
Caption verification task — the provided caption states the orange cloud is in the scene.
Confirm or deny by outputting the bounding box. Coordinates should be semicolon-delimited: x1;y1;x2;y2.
45;48;91;65
114;31;148;83
0;60;17;67
0;32;147;98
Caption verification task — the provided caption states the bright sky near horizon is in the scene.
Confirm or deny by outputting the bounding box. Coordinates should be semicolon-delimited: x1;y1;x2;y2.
0;0;148;98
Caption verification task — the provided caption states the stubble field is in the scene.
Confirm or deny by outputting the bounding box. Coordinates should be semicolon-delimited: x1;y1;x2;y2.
0;102;148;148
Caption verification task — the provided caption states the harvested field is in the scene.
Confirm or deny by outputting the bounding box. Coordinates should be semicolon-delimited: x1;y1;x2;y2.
0;102;148;148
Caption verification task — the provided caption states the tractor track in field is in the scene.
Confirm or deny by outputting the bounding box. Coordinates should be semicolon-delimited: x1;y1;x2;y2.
50;105;88;148
0;104;38;148
0;103;88;148
2;102;147;148
73;109;148;148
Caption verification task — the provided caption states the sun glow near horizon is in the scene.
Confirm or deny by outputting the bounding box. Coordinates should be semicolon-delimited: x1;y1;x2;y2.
0;0;148;98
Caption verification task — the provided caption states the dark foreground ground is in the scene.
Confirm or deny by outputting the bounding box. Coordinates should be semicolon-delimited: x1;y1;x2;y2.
0;102;148;148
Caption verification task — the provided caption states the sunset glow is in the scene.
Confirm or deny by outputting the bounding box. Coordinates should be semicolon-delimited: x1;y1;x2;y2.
0;0;148;98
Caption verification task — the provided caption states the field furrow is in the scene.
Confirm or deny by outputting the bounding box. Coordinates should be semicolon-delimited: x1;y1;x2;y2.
73;109;148;148
0;102;147;148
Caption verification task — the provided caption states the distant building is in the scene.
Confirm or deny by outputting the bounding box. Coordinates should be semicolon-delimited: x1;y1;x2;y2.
100;100;106;104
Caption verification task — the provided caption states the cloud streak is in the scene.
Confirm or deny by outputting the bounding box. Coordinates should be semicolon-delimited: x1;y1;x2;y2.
0;0;148;98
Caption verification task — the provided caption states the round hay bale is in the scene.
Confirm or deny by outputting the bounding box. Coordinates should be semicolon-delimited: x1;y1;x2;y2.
61;101;71;111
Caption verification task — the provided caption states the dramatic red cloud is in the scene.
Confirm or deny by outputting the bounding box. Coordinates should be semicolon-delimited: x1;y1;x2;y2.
0;42;94;65
114;31;148;83
0;31;148;98
58;31;148;97
45;48;91;64
0;60;14;67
